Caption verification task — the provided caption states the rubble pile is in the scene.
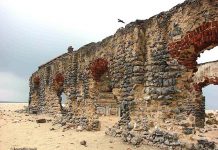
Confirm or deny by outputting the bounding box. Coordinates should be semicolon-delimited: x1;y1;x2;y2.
53;113;100;131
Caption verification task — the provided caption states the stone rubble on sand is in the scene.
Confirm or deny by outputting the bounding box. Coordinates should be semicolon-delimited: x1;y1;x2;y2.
36;119;46;123
52;113;100;131
105;121;217;150
80;140;87;147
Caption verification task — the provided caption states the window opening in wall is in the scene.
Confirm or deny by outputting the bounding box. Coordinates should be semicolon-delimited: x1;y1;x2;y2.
202;85;218;111
194;44;218;128
60;92;67;108
197;47;218;64
197;47;218;112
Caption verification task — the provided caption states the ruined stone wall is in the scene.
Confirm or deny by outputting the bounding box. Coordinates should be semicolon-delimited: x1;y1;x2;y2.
29;0;218;128
29;24;143;117
128;0;218;129
194;60;218;84
190;60;218;127
29;52;74;114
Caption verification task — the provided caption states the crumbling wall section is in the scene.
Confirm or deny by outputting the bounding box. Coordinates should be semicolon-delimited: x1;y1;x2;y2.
29;0;218;130
120;0;218;129
194;61;218;84
29;52;74;114
133;0;218;128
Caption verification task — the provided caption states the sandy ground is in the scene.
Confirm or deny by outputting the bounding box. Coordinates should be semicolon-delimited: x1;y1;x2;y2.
0;103;159;150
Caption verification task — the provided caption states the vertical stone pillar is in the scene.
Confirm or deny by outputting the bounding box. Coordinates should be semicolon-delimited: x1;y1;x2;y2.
38;72;46;113
195;95;205;127
68;52;78;112
118;46;136;125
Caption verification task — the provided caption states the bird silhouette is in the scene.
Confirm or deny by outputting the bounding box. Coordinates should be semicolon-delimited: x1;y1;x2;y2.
118;19;125;24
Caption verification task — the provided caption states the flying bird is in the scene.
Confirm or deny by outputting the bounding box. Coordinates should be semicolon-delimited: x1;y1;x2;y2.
118;19;125;24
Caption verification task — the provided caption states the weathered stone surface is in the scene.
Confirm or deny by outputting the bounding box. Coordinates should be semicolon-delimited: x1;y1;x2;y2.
36;119;46;123
80;140;87;146
197;139;215;150
28;0;218;148
183;127;195;135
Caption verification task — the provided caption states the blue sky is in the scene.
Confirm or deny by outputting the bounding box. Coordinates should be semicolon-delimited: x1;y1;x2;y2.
0;0;217;109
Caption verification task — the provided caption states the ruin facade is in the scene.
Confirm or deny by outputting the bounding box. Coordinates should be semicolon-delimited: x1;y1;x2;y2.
29;0;218;129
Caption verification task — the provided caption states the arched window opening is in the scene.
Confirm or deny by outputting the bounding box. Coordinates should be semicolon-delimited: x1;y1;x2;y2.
203;85;218;130
197;47;218;64
61;92;67;107
57;91;68;113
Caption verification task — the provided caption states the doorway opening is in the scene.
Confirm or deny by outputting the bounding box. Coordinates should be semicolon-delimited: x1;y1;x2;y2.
196;47;218;111
202;85;218;110
193;46;218;127
96;71;118;116
57;91;68;113
202;85;218;128
61;92;67;108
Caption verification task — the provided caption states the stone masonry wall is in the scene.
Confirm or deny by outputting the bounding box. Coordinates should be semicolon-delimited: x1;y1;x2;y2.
29;0;218;131
126;0;218;129
194;60;218;85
